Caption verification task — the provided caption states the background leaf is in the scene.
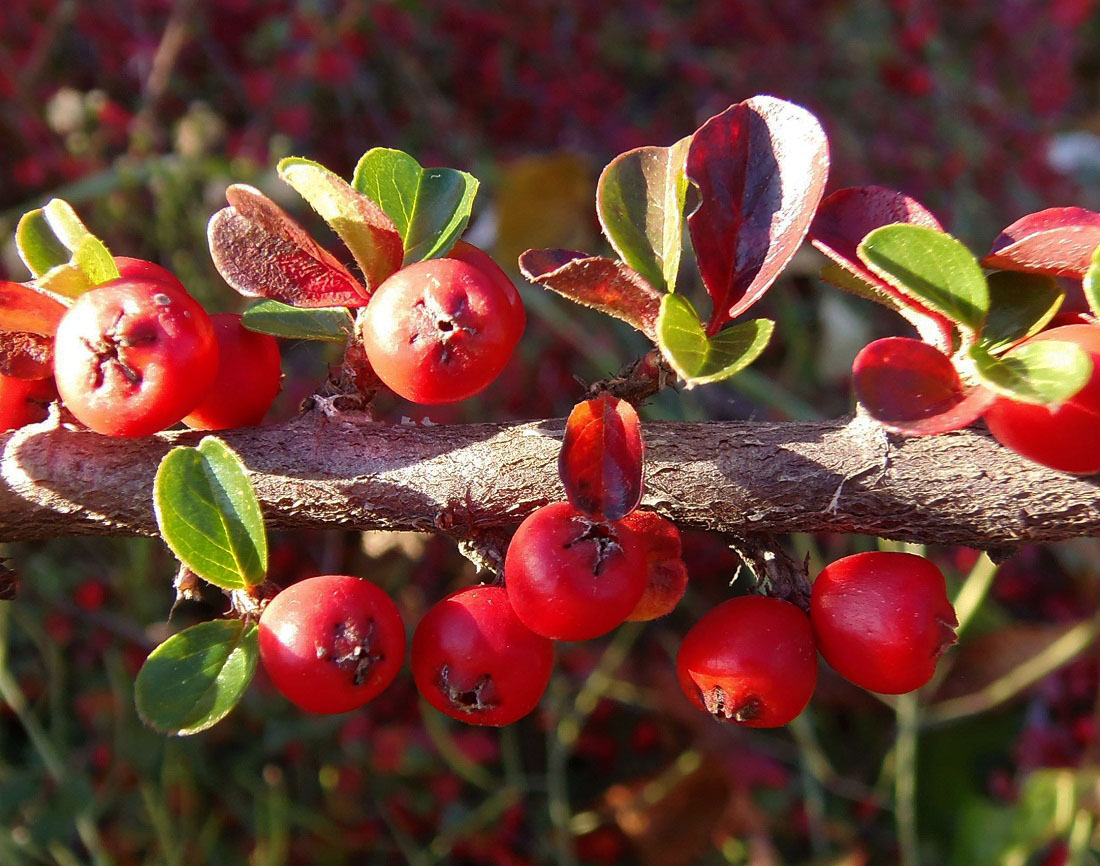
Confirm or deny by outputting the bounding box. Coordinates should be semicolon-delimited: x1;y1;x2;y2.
153;437;267;590
277;157;403;290
983;207;1100;277
558;395;644;521
135;620;258;736
969;340;1093;405
980;271;1064;355
596;136;692;293
852;336;994;435
859;225;989;336
208;184;368;308
655;293;773;386
241;300;352;342
519;249;662;339
686;96;829;332
352;148;478;264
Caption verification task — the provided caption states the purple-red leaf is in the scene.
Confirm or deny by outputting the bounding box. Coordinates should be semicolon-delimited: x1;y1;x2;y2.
558;394;644;521
983;207;1100;277
686;96;829;334
0;331;54;379
0;281;67;336
208;184;369;309
519;249;662;339
853;337;995;436
810;186;954;350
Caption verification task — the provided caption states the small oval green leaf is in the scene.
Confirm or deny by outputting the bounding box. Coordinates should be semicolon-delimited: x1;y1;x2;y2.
352;148;479;264
980;271;1064;355
656;293;774;386
153;437;267;590
16;201;118;289
859;225;988;336
969;341;1092;405
135;619;258;736
15;209;71;277
242;299;352;342
1083;243;1100;319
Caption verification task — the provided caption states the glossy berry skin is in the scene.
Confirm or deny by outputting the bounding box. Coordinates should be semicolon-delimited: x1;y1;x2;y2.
620;510;689;622
0;374;55;431
983;325;1100;474
446;241;526;335
357;258;521;404
504;501;646;641
114;256;184;288
53;278;217;436
678;596;817;728
183;314;282;430
412;585;553;726
811;551;958;695
258;575;405;714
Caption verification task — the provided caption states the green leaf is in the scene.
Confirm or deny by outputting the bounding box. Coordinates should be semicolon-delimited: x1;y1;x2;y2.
242;299;352;342
1082;242;1100;318
655;293;774;386
969;340;1092;405
34;262;93;300
153;437;267;590
979;271;1064;355
14;200;118;288
135;619;258;736
15;210;70;277
276;157;403;290
352;148;479;264
596;136;692;293
859;224;989;336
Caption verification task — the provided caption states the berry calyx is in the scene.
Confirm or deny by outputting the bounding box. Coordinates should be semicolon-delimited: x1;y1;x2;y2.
183;313;282;430
810;551;957;694
258;575;405;714
677;595;817;727
504;501;646;641
411;585;553;726
356;257;522;404
982;324;1100;474
673;594;814;726
52;277;218;436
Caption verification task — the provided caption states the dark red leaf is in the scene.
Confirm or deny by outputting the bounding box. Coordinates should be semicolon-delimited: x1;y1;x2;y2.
208;184;369;308
0;331;54;379
983;207;1100;277
686;96;828;334
558;394;644;521
0;281;67;336
519;249;662;339
853;337;994;435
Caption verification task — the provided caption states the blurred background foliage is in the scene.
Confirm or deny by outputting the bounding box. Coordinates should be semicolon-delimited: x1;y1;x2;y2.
4;1;1100;863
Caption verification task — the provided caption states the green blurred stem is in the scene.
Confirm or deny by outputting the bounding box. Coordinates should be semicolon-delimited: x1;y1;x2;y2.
952;552;998;637
895;691;921;866
419;699;499;791
789;712;828;858
547;676;578;866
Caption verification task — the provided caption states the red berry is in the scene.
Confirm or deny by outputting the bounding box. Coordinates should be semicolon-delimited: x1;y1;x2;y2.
810;551;958;694
183;314;282;430
411;585;553;726
678;595;817;727
620;510;689;622
505;502;646;641
356;258;521;404
258;575;405;714
983;325;1100;474
53;278;218;436
113;256;184;288
446;241;526;334
0;374;55;431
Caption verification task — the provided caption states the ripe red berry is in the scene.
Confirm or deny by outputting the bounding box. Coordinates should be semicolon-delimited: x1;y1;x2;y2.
113;256;184;288
446;241;525;334
504;501;646;641
0;374;55;431
678;595;817;727
258;575;406;714
620;510;689;622
982;325;1100;474
183;314;282;430
411;585;553;726
810;551;958;694
356;258;522;404
53;277;218;436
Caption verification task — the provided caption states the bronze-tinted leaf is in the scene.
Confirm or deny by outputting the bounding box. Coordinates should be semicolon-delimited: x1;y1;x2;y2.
558;394;645;521
983;207;1100;277
0;280;67;336
208;184;368;308
0;332;54;379
519;249;661;339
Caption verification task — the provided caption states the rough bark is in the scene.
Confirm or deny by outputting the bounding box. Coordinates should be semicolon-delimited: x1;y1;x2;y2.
3;407;1099;548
